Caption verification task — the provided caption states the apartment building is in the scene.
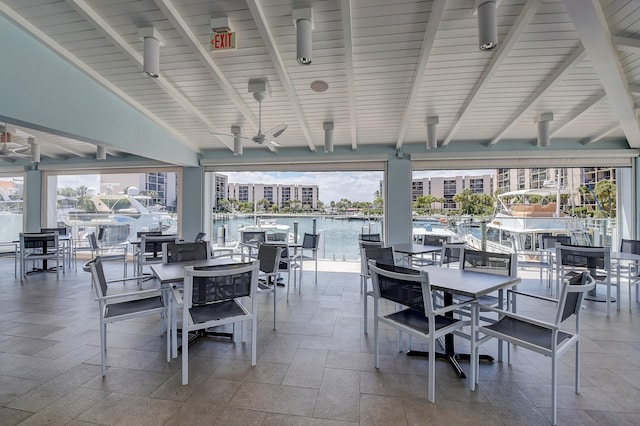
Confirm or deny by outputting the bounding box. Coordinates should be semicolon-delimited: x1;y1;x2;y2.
411;174;493;211
227;182;319;209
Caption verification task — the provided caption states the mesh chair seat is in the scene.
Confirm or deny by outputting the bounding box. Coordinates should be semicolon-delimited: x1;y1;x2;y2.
105;296;164;318
385;308;460;334
483;316;572;350
189;299;245;323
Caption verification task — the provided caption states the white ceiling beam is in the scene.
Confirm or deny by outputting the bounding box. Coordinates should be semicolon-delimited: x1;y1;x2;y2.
341;0;358;150
246;0;316;152
550;92;606;137
583;123;620;144
66;0;228;151
1;1;199;154
488;46;586;145
395;0;445;150
563;0;640;148
611;35;640;53
153;0;259;133
442;0;540;146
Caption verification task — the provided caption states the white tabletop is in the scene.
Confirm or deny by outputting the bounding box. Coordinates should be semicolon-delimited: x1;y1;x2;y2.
422;265;521;299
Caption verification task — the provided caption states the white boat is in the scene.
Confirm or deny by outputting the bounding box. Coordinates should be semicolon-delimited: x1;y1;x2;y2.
459;188;592;253
58;188;176;242
412;217;462;243
237;218;293;243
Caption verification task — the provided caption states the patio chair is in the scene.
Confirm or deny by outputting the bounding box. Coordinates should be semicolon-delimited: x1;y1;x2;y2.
361;246;395;334
239;231;266;261
257;244;283;329
293;233;320;286
369;261;471;403
439;242;464;268
136;234;179;275
176;261;259;384
162;241;210;263
77;232;128;277
85;256;170;376
617;239;640;310
470;271;595;425
557;244;616;316
194;232;206;243
19;232;61;279
358;239;384;294
358;233;382;242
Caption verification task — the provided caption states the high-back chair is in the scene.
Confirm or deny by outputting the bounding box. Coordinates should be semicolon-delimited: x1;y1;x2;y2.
295;233;320;286
470;272;595;425
177;262;259;384
369;261;471;403
240;231;266;261
257;244;283;329
194;232;206;243
41;227;70;267
358;239;384;294
85;256;170;376
540;234;572;249
618;239;640;310
19;232;61;279
439;243;465;268
557;244;615;316
358;233;382;242
84;232;128;277
162;241;210;263
136;234;179;275
361;246;395;334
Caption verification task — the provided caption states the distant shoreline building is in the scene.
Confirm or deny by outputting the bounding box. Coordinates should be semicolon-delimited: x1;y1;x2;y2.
226;182;319;210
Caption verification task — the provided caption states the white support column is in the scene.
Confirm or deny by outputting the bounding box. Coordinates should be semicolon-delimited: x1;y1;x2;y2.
182;167;204;241
616;166;633;242
384;156;413;245
24;169;42;232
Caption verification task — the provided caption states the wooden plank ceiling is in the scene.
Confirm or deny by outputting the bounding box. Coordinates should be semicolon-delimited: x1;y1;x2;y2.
1;0;640;163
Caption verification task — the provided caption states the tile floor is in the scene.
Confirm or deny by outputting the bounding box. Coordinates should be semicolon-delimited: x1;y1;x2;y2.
0;258;639;425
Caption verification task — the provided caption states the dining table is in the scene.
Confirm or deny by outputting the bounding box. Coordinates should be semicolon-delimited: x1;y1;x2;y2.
411;265;521;379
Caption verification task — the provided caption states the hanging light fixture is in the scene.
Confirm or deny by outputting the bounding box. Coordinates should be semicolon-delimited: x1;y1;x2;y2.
28;137;40;163
231;126;242;155
138;27;164;78
477;1;498;51
323;122;334;153
426;116;439;149
536;112;553;147
293;8;313;64
96;145;107;160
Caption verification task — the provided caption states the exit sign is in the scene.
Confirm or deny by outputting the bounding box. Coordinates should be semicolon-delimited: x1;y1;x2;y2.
210;31;236;51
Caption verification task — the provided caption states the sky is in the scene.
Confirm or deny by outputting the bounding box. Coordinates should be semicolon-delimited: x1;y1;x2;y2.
54;169;490;204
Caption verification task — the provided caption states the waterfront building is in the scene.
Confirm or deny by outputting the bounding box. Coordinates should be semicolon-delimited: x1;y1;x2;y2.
227;182;319;210
212;173;228;212
98;173;178;211
409;174;493;211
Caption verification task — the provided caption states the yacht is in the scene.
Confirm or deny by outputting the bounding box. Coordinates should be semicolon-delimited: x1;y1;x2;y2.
459;188;592;253
237;218;293;243
58;188;176;241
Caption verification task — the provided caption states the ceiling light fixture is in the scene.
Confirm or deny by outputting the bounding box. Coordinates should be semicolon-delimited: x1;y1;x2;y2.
426;116;439;149
536;112;553;147
323;122;334;153
231;126;242;155
96;145;107;160
293;8;313;65
477;1;498;51
138;27;165;78
28;137;40;163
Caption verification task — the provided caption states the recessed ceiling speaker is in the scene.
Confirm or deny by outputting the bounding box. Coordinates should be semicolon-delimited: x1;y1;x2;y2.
478;1;498;51
426;116;439;149
324;122;334;153
138;27;165;78
293;8;313;65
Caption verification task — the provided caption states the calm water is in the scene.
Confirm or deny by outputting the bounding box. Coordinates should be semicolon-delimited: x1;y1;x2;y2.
212;216;383;260
211;215;450;260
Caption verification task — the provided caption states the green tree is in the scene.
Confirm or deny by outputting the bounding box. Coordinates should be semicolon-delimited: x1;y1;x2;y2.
594;179;616;218
413;195;437;215
372;190;384;215
453;189;494;216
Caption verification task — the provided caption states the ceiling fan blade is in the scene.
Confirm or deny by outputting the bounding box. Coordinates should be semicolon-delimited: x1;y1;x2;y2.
265;123;287;138
266;139;282;147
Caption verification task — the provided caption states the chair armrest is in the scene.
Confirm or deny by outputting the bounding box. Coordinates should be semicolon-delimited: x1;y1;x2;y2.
507;289;559;304
171;286;183;306
473;303;558;330
106;275;154;284
98;288;162;302
433;299;474;316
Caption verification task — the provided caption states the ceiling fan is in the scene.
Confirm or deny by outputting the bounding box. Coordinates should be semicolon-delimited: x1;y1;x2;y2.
212;91;288;152
0;125;31;161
